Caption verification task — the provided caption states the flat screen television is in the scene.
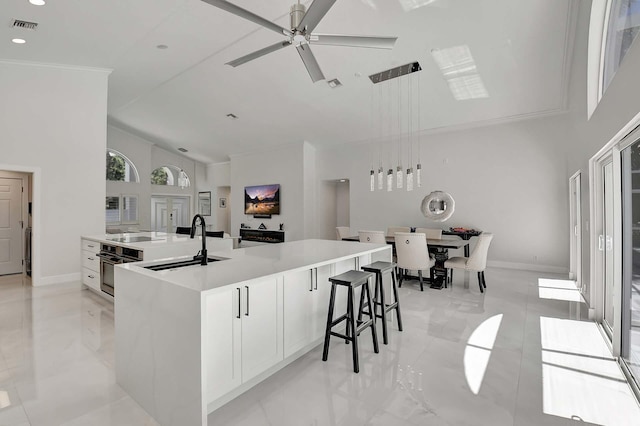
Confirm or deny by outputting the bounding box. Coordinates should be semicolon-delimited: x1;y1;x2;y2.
244;184;280;215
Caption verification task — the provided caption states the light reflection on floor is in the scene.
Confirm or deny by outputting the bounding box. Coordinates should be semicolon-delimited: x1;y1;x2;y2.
464;314;503;394
538;278;584;303
540;316;640;425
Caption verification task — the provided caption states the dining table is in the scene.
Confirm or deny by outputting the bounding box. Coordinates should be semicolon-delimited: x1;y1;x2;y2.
341;235;469;289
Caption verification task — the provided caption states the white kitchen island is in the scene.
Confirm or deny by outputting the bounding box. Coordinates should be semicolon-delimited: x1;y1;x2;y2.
114;239;391;426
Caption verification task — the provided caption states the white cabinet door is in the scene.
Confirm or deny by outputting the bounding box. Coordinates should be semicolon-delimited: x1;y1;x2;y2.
283;270;314;357
241;277;283;383
312;264;333;342
205;286;242;404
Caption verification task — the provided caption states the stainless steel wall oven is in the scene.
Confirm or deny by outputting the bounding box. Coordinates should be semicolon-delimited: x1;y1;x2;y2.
97;243;143;297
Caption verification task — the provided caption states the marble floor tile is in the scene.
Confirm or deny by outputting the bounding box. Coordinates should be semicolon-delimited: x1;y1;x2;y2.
1;267;639;426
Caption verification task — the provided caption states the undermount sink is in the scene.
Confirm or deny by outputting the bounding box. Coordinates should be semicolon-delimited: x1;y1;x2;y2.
144;256;228;271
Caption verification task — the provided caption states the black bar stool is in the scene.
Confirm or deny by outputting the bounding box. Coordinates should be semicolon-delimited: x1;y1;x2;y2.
360;261;403;345
322;270;379;373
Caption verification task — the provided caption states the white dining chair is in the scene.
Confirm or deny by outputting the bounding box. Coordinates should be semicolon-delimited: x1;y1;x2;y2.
394;232;435;291
386;226;410;237
444;233;494;293
336;226;351;240
358;230;386;244
415;227;442;240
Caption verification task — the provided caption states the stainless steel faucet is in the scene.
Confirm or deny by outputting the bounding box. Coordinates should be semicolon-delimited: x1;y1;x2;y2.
190;214;208;265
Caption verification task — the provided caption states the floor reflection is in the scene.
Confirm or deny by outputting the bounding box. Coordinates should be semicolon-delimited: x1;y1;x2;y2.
540;316;640;425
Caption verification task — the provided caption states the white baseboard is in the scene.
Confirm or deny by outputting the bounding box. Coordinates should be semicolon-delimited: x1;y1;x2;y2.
36;272;81;286
487;260;568;274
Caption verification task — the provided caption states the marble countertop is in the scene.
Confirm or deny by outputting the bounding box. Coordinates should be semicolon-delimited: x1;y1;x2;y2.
119;239;391;293
82;232;218;250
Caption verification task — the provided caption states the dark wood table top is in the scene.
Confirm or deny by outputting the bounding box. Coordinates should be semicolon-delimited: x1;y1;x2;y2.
342;236;469;249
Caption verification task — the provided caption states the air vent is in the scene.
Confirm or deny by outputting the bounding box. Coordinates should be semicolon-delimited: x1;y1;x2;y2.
369;62;422;84
178;147;188;153
327;79;342;88
12;19;38;30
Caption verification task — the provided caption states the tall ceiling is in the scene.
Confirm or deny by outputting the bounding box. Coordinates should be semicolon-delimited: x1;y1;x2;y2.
1;0;577;163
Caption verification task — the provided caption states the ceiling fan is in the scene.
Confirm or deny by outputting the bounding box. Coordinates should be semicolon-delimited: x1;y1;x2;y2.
201;0;398;82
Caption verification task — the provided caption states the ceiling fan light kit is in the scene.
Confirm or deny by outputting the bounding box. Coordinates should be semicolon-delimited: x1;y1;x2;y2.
201;0;398;82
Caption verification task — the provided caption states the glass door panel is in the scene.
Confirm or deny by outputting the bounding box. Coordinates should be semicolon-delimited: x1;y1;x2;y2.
622;140;640;386
604;161;616;334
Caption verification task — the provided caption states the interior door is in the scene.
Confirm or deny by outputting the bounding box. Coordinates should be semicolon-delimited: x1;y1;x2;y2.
603;160;616;335
0;178;23;275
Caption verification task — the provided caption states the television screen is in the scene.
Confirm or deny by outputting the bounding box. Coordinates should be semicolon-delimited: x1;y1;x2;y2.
244;184;280;215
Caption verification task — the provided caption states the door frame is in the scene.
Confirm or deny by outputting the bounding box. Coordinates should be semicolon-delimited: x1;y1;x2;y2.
151;194;191;232
0;164;40;286
589;112;640;356
569;170;583;289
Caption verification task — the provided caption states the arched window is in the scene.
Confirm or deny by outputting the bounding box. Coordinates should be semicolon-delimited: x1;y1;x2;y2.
106;149;139;182
151;165;190;188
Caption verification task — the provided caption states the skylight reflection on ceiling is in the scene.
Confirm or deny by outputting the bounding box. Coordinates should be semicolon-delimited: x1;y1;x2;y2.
463;314;503;394
538;278;583;303
398;0;439;12
431;45;489;100
539;316;640;425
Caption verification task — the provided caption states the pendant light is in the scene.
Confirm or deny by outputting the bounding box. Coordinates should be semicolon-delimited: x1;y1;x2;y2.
396;79;403;189
369;85;375;192
377;83;384;190
406;74;414;192
387;79;393;191
416;71;422;188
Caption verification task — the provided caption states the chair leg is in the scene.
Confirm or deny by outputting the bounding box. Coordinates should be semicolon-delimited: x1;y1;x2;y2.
391;268;403;332
418;270;424;291
450;269;453;285
322;284;337;362
477;272;484;293
398;268;403;288
348;287;359;373
365;283;379;354
482;271;487;288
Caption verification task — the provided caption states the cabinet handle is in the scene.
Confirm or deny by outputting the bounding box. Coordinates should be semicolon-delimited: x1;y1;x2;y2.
245;286;249;316
88;275;95;279
314;269;318;290
88;244;95;248
87;257;94;261
236;288;241;319
310;270;313;291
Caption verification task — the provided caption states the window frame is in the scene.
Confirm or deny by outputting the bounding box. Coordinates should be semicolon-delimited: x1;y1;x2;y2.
105;194;139;225
106;149;140;183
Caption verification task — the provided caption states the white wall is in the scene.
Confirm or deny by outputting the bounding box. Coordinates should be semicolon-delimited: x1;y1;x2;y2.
107;125;209;230
316;114;571;272
216;186;230;234
0;60;109;285
230;143;309;240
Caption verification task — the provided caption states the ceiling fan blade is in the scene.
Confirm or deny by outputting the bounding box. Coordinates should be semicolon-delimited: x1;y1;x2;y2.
298;0;337;33
311;34;397;49
226;41;291;67
296;43;325;82
201;0;291;36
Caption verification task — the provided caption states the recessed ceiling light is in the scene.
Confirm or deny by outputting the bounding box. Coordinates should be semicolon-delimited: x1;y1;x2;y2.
226;113;238;120
156;44;168;50
11;38;26;44
29;0;46;5
178;147;188;153
339;179;347;182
